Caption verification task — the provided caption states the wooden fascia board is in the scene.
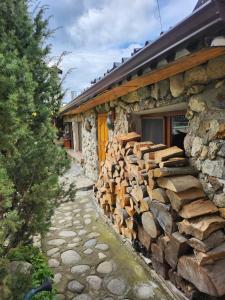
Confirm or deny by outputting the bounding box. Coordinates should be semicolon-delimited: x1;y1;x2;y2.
63;47;225;116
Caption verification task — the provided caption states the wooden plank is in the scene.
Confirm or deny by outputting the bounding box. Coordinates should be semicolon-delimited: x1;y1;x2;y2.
62;48;225;116
157;175;202;192
178;255;225;297
178;215;225;240
187;230;225;253
179;199;218;219
166;188;205;212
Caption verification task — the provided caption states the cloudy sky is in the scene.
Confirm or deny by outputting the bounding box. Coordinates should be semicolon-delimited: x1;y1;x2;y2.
42;0;197;103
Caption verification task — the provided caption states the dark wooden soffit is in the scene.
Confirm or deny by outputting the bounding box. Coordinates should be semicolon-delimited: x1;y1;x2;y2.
63;47;225;116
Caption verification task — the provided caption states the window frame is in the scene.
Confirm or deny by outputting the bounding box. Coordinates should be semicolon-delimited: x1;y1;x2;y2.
141;110;186;147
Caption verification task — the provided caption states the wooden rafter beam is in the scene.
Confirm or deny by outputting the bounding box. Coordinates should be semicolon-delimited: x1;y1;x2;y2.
62;47;225;116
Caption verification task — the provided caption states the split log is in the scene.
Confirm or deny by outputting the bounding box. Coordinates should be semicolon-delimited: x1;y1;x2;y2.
151;243;164;263
151;256;169;279
139;197;151;212
119;193;130;208
154;146;184;163
136;144;167;159
137;224;152;250
168;270;202;300
152;188;169;203
159;157;188;168
157;175;202;193
166;188;205;212
178;255;225;297
148;178;157;190
179;199;218;219
150;201;177;235
219;208;225;218
187;230;225;253
141;211;161;239
130;185;148;203
116;132;141;146
125;205;136;217
153;166;197;178
178;215;225;240
115;208;129;225
165;232;191;269
194;242;225;265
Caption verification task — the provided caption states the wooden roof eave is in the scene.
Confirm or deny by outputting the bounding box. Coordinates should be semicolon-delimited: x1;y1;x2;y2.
62;47;225;116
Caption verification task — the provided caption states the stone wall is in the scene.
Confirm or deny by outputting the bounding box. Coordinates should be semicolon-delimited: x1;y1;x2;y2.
184;55;225;205
81;110;99;181
73;54;225;200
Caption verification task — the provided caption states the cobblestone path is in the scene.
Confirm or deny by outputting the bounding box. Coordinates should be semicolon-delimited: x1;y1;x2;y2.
42;164;173;300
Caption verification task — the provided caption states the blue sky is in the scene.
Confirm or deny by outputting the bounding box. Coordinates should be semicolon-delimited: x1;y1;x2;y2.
42;0;197;103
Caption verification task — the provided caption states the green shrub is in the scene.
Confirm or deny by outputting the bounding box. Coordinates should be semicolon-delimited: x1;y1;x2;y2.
4;245;56;300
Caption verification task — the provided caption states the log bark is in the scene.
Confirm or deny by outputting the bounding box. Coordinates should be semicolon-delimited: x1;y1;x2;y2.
157;175;202;192
194;242;225;265
151;243;164;263
151;257;169;279
152;188;169;203
179;199;218;219
137;224;152;250
178;215;225;240
166;188;205;212
165;232;191;269
153;166;197;178
116;132;141;146
187;230;225;253
159;157;188;168
154;146;184;163
178;255;225;297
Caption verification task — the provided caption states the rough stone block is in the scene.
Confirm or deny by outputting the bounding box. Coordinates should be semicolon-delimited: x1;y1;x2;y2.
184;66;208;87
208;142;220;159
202;158;225;178
191;136;204;157
189;95;207;112
213;193;225;208
207;55;225;80
218;144;225;157
169;74;184;97
184;134;194;157
187;85;204;95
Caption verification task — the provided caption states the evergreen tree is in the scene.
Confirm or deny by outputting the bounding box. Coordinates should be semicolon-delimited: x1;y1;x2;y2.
0;0;68;253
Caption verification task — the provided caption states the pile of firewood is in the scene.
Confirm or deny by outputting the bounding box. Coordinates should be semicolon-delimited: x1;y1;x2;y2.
94;132;225;299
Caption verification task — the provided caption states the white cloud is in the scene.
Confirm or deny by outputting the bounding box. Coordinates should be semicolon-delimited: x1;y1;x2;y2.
45;0;198;102
67;0;158;49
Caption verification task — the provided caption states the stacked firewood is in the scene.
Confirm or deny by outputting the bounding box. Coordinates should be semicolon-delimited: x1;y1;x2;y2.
94;132;225;299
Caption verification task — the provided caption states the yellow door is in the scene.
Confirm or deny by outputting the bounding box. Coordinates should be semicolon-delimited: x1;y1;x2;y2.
98;113;108;163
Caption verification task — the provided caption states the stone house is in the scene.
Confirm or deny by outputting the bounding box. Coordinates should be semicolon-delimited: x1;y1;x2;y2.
61;0;225;205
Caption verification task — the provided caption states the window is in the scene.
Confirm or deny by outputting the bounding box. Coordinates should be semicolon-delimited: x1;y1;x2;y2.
141;111;188;148
142;118;164;144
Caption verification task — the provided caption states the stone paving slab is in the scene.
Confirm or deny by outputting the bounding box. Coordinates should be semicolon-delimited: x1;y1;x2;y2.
42;164;173;300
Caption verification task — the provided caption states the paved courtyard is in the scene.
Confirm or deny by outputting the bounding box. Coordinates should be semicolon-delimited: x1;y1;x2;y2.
42;164;173;300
